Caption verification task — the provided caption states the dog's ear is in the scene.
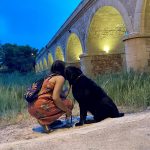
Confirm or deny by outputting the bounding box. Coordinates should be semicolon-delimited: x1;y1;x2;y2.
65;66;82;85
65;67;73;84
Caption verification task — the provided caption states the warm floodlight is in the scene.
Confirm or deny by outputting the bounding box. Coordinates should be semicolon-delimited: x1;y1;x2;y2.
104;46;110;53
67;33;83;62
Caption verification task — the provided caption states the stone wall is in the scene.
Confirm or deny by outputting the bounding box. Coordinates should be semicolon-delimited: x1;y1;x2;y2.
80;53;125;76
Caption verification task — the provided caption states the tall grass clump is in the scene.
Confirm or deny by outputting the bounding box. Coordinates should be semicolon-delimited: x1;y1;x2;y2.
0;72;44;120
94;71;150;111
1;70;150;121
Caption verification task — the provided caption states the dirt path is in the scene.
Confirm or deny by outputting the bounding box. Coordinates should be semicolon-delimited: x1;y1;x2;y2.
0;111;150;150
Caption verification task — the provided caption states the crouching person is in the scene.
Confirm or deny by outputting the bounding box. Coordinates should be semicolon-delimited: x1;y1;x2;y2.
28;60;73;133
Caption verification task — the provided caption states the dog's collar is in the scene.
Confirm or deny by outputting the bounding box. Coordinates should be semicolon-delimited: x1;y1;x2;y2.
71;74;83;85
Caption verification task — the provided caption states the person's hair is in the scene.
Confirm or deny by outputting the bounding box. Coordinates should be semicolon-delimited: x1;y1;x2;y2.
50;60;65;77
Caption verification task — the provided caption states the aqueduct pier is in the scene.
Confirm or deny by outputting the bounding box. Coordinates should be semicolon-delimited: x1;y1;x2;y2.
36;0;150;76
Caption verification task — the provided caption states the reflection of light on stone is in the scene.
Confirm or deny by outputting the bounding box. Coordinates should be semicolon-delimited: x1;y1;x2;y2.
40;61;43;71
48;53;53;66
55;47;64;61
87;6;126;54
67;33;82;62
104;46;110;53
43;58;48;70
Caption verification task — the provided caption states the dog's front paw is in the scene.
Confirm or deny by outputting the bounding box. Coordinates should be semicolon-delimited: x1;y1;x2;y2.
75;121;84;126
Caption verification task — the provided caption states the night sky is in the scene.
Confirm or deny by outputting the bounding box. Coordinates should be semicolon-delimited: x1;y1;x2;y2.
0;0;81;49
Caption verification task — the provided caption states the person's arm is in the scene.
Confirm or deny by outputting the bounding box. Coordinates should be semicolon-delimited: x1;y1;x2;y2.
52;76;71;117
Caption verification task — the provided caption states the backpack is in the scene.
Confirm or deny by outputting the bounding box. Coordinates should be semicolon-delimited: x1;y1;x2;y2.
24;74;57;103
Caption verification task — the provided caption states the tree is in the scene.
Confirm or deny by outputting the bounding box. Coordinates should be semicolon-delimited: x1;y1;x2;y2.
1;43;38;73
0;43;5;68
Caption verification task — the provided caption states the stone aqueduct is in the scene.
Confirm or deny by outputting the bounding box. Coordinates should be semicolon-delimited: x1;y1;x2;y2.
36;0;150;76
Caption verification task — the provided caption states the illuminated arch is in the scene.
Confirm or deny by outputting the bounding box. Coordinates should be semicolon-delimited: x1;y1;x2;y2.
43;58;48;70
143;0;150;33
35;63;40;72
48;53;54;67
39;60;43;71
87;6;126;54
66;33;83;62
55;46;64;61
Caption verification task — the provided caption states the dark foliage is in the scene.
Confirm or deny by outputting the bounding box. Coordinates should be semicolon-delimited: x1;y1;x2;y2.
0;43;38;73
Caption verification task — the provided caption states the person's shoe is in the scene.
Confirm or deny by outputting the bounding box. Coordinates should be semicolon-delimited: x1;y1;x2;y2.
42;125;53;133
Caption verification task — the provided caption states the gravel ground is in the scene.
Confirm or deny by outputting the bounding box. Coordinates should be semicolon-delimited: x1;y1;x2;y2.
0;111;150;150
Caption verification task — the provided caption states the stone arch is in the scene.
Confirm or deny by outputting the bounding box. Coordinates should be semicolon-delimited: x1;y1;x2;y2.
66;33;83;62
43;57;48;70
133;0;146;33
39;60;43;71
85;0;133;53
35;63;40;72
86;6;126;54
66;28;85;54
55;46;64;61
48;53;54;67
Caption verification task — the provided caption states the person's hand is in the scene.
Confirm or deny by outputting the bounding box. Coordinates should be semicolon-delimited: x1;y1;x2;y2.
66;109;72;118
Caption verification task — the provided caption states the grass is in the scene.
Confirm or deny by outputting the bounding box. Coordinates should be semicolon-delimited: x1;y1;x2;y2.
93;71;150;111
0;71;150;123
0;72;44;123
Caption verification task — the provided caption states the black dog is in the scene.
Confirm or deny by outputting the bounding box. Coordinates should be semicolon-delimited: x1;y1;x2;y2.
65;66;124;126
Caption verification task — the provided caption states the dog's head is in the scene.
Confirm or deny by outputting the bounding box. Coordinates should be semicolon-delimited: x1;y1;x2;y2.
65;66;82;85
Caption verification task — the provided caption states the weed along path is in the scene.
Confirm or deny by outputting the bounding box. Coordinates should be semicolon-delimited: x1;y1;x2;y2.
0;111;150;150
